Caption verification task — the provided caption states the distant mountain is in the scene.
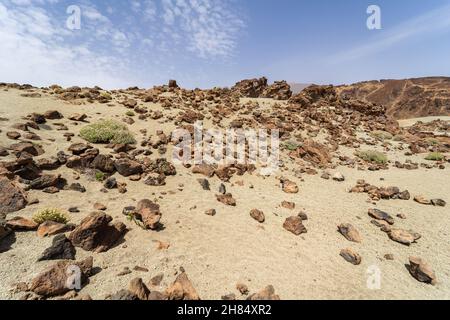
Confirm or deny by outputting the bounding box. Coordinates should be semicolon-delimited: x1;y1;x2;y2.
289;83;312;94
335;77;450;119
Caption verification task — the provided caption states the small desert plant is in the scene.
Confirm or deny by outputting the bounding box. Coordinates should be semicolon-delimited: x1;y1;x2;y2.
125;111;135;117
100;92;112;100
284;141;299;151
425;138;440;146
33;208;70;224
80;119;136;144
356;150;388;164
425;152;444;161
125;212;147;230
95;171;106;182
393;135;405;142
371;130;393;141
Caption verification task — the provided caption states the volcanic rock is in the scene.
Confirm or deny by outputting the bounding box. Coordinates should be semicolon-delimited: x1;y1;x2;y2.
135;199;162;230
250;209;265;223
68;212;127;252
338;223;362;243
30;257;93;297
166;272;200;300
407;256;437;285
388;229;421;245
37;234;76;261
128;278;150;300
340;248;362;265
431;199;446;207
114;159;143;177
29;174;62;190
6;217;38;231
37;221;74;238
216;193;237;206
44;110;63;119
281;179;299;194
283;216;307;235
247;285;280;300
368;208;395;225
0;177;28;214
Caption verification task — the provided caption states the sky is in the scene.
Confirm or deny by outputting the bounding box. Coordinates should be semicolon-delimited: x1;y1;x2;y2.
1;0;450;89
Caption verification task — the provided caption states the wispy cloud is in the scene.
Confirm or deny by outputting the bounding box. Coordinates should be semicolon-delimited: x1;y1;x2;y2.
332;3;450;63
159;0;245;58
0;0;246;88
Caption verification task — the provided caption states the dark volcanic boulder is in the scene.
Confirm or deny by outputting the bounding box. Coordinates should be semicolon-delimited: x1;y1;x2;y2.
0;177;28;214
0;217;12;241
68;212;127;253
114;159;143;177
38;234;76;261
91;154;115;173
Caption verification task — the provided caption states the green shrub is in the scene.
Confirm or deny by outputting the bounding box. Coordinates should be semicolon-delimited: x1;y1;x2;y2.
284;141;299;151
80;119;136;144
371;130;393;141
356;150;388;164
100;92;112;100
95;171;106;182
33;208;70;224
425;138;440;146
425;152;444;161
125;111;135;117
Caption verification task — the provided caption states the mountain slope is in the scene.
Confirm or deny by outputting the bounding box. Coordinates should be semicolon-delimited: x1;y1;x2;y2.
336;77;450;119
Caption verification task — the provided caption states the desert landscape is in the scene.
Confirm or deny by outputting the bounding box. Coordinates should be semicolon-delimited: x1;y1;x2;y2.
0;78;449;301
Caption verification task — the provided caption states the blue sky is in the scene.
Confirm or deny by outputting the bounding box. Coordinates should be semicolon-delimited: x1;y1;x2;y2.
1;0;450;89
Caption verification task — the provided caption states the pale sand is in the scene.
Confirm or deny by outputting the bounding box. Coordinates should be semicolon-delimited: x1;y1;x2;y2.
398;116;450;128
0;89;449;300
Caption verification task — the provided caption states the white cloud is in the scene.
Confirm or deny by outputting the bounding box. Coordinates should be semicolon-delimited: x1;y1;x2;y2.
160;0;245;58
0;1;133;88
0;0;246;88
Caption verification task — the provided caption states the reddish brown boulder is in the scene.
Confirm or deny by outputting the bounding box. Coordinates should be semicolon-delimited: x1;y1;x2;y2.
216;193;237;206
281;201;295;210
136;199;162;230
37;221;73;238
407;256;437;285
6;217;38;231
128;278;150;300
281;179;299;194
68;212;127;253
283;216;307;235
0;177;28;214
388;228;421;246
250;209;265;223
29;257;93;297
247;285;280;300
340;248;362;265
192;164;216;177
338;223;362;243
166;272;200;300
291;140;332;168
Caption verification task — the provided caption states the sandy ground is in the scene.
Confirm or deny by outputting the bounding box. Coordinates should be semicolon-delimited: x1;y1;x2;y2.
398;116;450;128
0;88;449;300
